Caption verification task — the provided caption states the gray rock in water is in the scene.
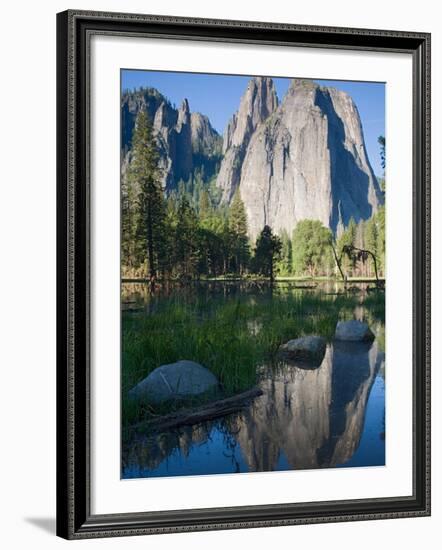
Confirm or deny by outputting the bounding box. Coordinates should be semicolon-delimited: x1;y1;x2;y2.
279;335;327;367
128;360;219;404
335;320;375;342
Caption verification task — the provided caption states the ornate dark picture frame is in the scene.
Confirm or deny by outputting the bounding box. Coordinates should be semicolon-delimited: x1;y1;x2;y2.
56;9;431;540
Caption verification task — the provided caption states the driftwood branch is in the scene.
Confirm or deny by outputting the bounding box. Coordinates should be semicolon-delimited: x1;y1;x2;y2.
131;387;263;434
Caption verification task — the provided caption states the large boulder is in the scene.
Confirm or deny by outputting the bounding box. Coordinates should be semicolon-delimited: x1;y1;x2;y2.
335;320;375;342
279;335;327;368
128;360;219;404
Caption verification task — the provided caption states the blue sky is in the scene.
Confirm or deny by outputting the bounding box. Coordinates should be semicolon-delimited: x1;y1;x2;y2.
122;70;385;177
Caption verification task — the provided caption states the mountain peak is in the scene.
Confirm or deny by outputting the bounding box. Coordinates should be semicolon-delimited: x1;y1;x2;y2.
179;98;190;113
289;78;319;92
217;77;279;202
122;87;221;193
234;81;383;240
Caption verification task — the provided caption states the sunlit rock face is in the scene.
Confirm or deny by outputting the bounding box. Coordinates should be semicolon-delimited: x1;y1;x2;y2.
216;77;279;203
219;78;383;241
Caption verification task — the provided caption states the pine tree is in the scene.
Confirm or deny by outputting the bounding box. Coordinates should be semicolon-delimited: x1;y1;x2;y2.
127;110;166;280
364;216;378;277
375;206;386;276
378;135;386;193
378;135;386;172
253;225;282;283
198;188;212;220
174;195;200;279
220;217;234;275
229;191;250;275
121;170;137;271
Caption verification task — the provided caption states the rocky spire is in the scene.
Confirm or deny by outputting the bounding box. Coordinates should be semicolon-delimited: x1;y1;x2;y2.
223;76;278;152
177;98;190;129
216;77;278;202
121;89;221;194
190;112;221;156
174;98;193;181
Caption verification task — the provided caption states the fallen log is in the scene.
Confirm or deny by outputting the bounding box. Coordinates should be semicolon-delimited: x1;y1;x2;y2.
131;386;263;434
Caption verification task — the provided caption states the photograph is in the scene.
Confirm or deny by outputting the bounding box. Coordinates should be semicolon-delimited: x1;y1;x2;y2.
54;7;431;540
120;70;386;479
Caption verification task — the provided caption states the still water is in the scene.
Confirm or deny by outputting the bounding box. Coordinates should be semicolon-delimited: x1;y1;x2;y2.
122;282;385;479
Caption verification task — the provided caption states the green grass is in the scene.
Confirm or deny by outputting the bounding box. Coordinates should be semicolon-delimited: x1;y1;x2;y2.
122;285;385;428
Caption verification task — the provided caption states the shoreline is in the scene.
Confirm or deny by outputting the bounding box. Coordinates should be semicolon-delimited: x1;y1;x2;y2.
121;276;385;284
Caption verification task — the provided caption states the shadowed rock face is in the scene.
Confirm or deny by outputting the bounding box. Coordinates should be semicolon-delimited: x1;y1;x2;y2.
317;341;382;466
121;88;222;193
190;112;221;155
219;78;383;241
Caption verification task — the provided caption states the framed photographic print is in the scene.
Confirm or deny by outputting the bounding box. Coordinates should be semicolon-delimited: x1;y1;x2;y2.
56;10;431;539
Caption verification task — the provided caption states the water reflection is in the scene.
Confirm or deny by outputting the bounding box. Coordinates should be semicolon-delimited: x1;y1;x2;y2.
122;339;385;478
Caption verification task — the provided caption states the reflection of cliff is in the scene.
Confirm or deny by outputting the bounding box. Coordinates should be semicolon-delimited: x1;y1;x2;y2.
232;347;333;471
123;341;383;476
318;341;383;467
234;341;381;471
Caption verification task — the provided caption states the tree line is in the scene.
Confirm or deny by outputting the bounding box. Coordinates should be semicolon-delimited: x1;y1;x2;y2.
122;110;385;283
276;212;385;280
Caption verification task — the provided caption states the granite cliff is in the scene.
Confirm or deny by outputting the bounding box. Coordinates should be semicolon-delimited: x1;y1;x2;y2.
216;77;279;203
121;87;222;193
217;77;383;240
121;78;383;239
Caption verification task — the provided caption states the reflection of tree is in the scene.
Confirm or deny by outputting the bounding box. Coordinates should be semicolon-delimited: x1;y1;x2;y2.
123;421;212;475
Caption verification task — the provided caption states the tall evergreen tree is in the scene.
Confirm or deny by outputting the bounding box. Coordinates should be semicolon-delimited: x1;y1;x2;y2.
364;216;379;277
198;188;212;220
253;225;282;283
127;110;165;280
219;217;234;274
375;206;386;276
229;191;250;274
121;170;137;270
174;195;200;278
378;135;386;193
378;135;386;172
